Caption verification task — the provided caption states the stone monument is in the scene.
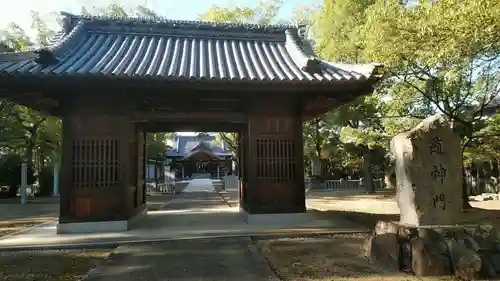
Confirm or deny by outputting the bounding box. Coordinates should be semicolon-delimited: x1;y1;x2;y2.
364;115;500;279
390;115;463;226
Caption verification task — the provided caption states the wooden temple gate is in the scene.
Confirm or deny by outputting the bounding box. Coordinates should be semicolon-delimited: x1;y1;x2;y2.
0;13;381;233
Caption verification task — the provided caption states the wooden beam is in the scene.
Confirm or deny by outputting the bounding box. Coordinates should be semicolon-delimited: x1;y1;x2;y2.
140;121;245;132
131;111;247;122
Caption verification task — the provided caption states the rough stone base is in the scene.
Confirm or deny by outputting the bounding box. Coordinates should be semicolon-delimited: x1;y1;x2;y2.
57;208;148;234
365;221;500;280
239;208;310;226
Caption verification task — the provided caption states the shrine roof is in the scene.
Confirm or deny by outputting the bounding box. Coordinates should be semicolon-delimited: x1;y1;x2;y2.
0;12;380;84
485;95;500;116
167;135;231;157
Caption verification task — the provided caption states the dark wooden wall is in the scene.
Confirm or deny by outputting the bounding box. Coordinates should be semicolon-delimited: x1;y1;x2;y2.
243;96;305;214
59;111;146;223
59;92;306;224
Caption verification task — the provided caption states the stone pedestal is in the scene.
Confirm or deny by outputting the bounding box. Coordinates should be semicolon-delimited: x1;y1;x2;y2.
365;221;500;279
391;115;463;226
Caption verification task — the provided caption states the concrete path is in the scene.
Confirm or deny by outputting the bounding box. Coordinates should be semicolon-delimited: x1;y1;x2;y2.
0;197;59;221
184;178;215;192
0;191;365;250
83;237;279;281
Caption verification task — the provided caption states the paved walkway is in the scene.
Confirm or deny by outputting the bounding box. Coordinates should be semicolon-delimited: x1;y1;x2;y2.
184;178;216;192
0;197;59;221
0;190;364;250
83;237;279;281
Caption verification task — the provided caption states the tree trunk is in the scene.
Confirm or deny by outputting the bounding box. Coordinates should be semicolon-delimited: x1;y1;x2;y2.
314;117;322;159
494;159;500;192
37;149;45;196
462;164;472;209
460;144;472;209
363;147;375;193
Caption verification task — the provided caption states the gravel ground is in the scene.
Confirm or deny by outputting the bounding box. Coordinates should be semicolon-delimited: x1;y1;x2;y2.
0;249;112;281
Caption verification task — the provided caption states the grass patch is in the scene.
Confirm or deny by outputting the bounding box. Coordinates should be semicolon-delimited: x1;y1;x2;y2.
0;249;112;281
257;234;457;281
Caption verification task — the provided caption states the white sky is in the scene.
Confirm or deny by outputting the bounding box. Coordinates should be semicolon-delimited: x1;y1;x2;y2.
1;0;315;38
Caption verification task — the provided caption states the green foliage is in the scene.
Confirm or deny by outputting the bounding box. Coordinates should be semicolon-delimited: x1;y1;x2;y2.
314;0;375;63
198;0;284;24
0;154;36;197
465;112;500;163
147;133;172;162
215;133;238;154
30;11;55;47
360;0;500;165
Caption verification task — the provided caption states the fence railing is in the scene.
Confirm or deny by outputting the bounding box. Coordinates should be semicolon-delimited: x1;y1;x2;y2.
307;178;386;191
147;182;175;194
223;175;240;191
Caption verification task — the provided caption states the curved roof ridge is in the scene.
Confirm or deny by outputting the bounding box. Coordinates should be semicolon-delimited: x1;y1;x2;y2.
47;20;87;56
318;60;384;80
60;11;299;34
284;28;321;73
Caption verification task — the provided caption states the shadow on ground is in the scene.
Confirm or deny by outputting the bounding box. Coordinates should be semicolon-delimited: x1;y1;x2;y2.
0;248;113;281
307;189;396;201
82;238;278;281
0;197;59;221
310;209;399;229
257;234;455;281
310;206;500;229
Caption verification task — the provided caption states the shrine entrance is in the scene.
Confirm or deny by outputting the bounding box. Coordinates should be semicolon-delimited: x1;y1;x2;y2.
0;12;381;234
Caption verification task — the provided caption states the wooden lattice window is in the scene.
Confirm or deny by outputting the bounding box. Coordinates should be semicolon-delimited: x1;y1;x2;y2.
72;139;120;189
256;138;296;182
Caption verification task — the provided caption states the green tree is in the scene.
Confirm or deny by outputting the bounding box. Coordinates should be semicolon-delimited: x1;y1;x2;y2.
147;133;172;162
215;133;238;154
198;0;284;24
1;12;62;194
312;0;392;192
360;0;500;206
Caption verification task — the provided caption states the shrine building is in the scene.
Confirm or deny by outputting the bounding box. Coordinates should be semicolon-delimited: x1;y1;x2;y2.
167;134;233;180
0;12;382;233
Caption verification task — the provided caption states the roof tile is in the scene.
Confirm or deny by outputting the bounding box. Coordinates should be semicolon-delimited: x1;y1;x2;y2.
0;13;380;84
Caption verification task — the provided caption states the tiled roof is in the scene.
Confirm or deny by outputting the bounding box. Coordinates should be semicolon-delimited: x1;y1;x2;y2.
167;135;231;157
0;12;380;84
487;95;500;108
0;43;13;53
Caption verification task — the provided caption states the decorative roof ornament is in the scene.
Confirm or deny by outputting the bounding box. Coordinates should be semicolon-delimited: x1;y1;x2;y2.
59;11;296;34
61;13;73;34
34;49;58;67
297;24;308;39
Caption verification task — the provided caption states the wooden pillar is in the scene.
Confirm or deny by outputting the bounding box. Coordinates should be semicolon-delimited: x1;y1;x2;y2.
58;113;146;233
243;96;305;214
238;130;248;209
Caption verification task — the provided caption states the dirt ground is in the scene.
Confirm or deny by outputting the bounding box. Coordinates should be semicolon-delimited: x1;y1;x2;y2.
0;217;54;237
258;234;457;281
0;249;113;281
307;189;500;229
259;189;500;281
